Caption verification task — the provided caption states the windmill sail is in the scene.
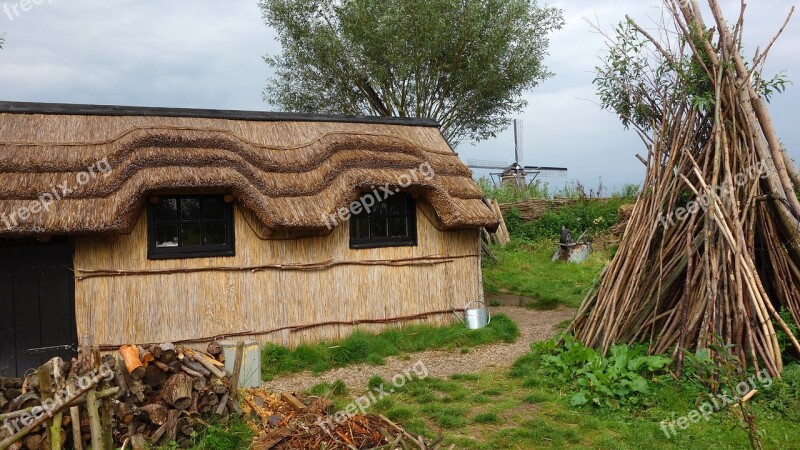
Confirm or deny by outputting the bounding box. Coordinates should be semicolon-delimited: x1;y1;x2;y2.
514;119;523;164
466;159;512;170
466;118;567;184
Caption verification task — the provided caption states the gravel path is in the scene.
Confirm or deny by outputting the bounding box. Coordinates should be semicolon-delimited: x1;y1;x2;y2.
262;306;576;393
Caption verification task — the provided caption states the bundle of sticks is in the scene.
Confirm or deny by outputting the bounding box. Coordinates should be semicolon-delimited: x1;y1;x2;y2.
0;340;239;450
484;199;511;246
570;0;800;376
243;389;453;450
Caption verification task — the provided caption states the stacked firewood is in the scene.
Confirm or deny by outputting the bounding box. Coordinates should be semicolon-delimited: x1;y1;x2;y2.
0;341;240;450
0;379;23;417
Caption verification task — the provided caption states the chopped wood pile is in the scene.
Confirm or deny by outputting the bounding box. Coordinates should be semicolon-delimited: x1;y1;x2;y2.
0;341;240;450
570;0;800;377
243;389;453;450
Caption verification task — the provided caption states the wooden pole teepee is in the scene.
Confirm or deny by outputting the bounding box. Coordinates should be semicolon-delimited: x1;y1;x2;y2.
570;0;800;377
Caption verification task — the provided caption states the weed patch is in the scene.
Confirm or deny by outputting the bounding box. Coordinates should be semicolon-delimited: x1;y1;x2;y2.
526;336;671;408
172;418;252;450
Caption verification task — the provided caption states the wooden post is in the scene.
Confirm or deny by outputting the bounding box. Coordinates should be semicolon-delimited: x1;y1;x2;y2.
85;388;103;450
230;341;245;399
35;358;62;450
69;406;83;450
99;395;114;449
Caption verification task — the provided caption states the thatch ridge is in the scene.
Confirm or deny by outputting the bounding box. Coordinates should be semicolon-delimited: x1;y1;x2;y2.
0;101;442;126
0;108;497;235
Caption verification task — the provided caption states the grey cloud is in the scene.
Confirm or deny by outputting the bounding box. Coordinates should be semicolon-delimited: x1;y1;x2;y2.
0;0;797;190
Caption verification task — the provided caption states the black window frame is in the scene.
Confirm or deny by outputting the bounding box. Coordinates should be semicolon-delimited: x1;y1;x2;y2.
147;194;235;260
349;192;417;249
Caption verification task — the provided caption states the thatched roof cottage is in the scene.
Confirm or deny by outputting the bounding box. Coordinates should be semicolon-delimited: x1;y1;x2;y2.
0;102;498;377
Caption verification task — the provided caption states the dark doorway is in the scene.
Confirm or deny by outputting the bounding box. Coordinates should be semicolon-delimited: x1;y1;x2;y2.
0;237;77;377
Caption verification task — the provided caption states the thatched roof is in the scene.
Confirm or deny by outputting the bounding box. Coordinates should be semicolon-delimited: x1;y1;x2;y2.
0;102;498;236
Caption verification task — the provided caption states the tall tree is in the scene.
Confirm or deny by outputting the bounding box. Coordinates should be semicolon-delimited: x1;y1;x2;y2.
260;0;563;145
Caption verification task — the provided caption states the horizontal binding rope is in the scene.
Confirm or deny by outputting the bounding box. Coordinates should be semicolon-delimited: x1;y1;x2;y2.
95;308;465;351
74;254;479;280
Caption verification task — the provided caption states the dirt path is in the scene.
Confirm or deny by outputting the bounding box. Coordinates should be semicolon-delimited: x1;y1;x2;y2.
262;306;575;393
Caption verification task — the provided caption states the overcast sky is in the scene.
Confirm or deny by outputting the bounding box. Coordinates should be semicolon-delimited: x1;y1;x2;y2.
1;0;798;194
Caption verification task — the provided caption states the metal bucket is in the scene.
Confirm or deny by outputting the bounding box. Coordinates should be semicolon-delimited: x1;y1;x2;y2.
454;301;491;330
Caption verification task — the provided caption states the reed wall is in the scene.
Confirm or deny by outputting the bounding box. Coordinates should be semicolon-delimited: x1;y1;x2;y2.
73;200;482;348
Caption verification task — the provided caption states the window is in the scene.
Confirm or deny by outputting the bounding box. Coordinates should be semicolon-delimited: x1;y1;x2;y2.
350;192;417;248
147;195;235;259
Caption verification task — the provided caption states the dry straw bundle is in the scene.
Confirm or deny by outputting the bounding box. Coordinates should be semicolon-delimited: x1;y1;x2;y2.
570;0;800;376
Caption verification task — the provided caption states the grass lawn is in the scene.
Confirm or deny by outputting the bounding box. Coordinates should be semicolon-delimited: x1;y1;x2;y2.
482;240;611;309
261;314;520;380
310;350;800;450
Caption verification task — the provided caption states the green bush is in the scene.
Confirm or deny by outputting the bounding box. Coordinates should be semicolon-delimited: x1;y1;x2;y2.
776;308;800;362
505;198;629;242
479;178;640;205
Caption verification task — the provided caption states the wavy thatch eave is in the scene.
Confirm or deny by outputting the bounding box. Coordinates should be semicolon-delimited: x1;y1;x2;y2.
0;104;498;236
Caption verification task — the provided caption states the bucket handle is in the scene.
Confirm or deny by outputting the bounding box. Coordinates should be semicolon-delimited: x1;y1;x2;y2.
452;308;466;325
454;301;491;326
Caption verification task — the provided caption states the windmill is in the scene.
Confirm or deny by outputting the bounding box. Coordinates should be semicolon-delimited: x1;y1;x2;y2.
467;119;568;187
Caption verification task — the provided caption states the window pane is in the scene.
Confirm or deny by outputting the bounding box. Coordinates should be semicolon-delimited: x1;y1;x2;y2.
204;223;227;245
153;198;177;222
388;194;407;215
374;198;388;215
371;217;388;238
155;224;179;247
203;197;226;220
353;195;371;217
389;217;408;237
181;224;202;246
353;218;370;239
180;198;201;221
